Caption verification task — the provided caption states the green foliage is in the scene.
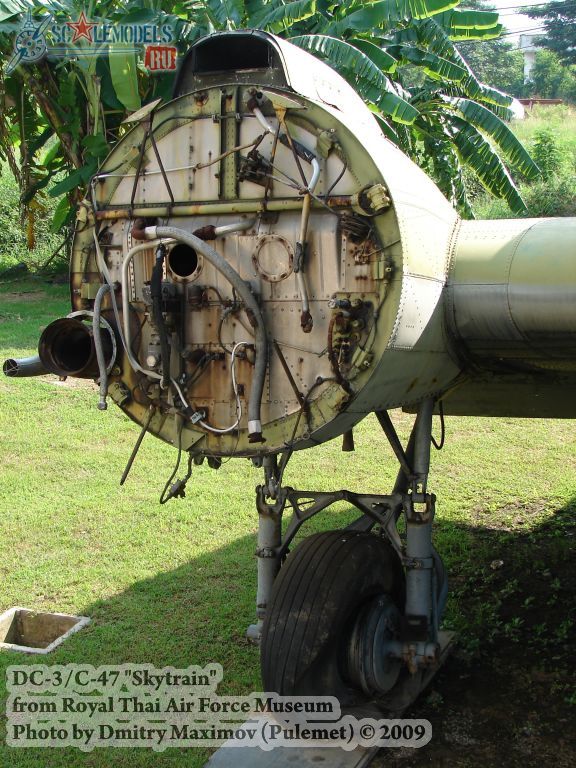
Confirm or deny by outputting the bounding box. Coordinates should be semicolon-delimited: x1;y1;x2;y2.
532;129;562;181
527;49;576;104
449;97;538;179
108;47;141;112
474;175;576;219
513;104;576;167
472;106;576;219
0;0;535;225
458;38;524;99
528;0;576;66
0;164;63;273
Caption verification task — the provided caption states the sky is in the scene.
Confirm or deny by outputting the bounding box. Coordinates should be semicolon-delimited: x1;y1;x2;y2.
490;0;548;41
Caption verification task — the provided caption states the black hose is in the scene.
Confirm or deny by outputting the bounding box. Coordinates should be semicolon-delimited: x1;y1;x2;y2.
151;244;171;389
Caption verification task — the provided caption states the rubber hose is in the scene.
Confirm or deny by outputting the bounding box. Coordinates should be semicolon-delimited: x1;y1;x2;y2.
93;283;111;409
151;245;171;389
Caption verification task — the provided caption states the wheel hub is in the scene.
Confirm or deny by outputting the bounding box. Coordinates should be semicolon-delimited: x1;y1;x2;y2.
345;594;402;697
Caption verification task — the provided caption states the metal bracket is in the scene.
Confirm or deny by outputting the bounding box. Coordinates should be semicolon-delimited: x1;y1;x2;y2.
278;488;404;560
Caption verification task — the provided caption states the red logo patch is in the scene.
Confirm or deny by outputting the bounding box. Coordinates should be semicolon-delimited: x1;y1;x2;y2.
145;45;177;71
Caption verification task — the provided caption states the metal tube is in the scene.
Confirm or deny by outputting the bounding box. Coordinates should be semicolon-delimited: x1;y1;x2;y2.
254;512;282;617
213;219;256;236
38;317;113;379
252;106;275;134
404;398;436;657
448;218;576;374
295;158;319;332
247;457;284;644
376;410;414;481
93;196;353;221
120;239;174;382
3;355;47;378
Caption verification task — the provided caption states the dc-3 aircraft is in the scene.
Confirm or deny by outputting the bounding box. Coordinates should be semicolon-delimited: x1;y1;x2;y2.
5;30;575;711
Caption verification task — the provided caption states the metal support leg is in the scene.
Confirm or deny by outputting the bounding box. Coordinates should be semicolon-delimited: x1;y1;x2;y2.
401;398;438;669
412;397;434;494
247;456;285;644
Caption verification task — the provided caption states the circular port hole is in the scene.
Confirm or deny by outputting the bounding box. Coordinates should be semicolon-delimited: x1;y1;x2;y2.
168;244;200;279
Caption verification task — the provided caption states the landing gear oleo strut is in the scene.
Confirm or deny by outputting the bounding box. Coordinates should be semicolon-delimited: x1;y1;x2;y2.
251;397;452;712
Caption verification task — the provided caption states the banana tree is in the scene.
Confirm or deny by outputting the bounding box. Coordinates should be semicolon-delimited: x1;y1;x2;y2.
0;0;537;236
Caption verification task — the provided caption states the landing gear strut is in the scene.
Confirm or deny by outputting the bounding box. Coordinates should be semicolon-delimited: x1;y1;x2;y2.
249;398;452;711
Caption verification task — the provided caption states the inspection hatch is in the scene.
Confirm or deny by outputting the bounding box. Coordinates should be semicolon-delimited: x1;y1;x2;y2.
0;607;90;654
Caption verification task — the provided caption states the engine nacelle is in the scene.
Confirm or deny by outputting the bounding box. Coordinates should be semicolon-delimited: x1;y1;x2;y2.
8;30;576;455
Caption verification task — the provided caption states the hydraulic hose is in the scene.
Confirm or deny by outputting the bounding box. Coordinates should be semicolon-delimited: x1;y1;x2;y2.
151;244;171;389
145;225;267;442
93;283;111;409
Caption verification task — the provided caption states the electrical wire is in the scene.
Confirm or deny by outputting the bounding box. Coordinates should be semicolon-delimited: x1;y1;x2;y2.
159;417;194;504
478;2;574;11
169;343;249;435
192;135;266;171
431;401;446;451
198;342;249;434
499;25;547;35
323;161;348;200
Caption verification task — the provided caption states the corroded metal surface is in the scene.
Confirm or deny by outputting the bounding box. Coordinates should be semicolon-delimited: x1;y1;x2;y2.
35;29;576;453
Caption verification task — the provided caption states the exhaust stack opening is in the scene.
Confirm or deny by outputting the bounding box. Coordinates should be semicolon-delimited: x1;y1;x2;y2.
39;318;114;379
3;356;47;378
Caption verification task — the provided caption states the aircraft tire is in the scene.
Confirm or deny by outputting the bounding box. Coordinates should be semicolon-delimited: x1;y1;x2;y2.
260;529;404;705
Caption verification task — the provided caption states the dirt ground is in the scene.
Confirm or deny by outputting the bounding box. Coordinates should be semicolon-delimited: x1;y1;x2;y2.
373;506;576;768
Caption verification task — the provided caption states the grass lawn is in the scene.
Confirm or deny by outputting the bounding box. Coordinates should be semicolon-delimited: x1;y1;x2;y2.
0;279;574;767
512;104;576;159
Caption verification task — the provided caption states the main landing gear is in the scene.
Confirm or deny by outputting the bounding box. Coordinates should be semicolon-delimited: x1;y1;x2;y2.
247;398;453;712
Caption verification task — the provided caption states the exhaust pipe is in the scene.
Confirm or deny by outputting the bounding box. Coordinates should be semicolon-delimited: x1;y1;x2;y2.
38;317;114;379
3;355;48;378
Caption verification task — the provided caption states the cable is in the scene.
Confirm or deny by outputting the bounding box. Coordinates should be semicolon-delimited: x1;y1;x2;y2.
118;236;174;381
217;305;240;355
197;342;248;434
151;243;171;389
323;161;348;200
431;401;446;451
93;283;111;410
159;417;194;504
475;2;575;11
499;25;547;35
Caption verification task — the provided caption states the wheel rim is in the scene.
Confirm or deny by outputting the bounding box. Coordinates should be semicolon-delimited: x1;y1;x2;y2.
344;594;402;697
